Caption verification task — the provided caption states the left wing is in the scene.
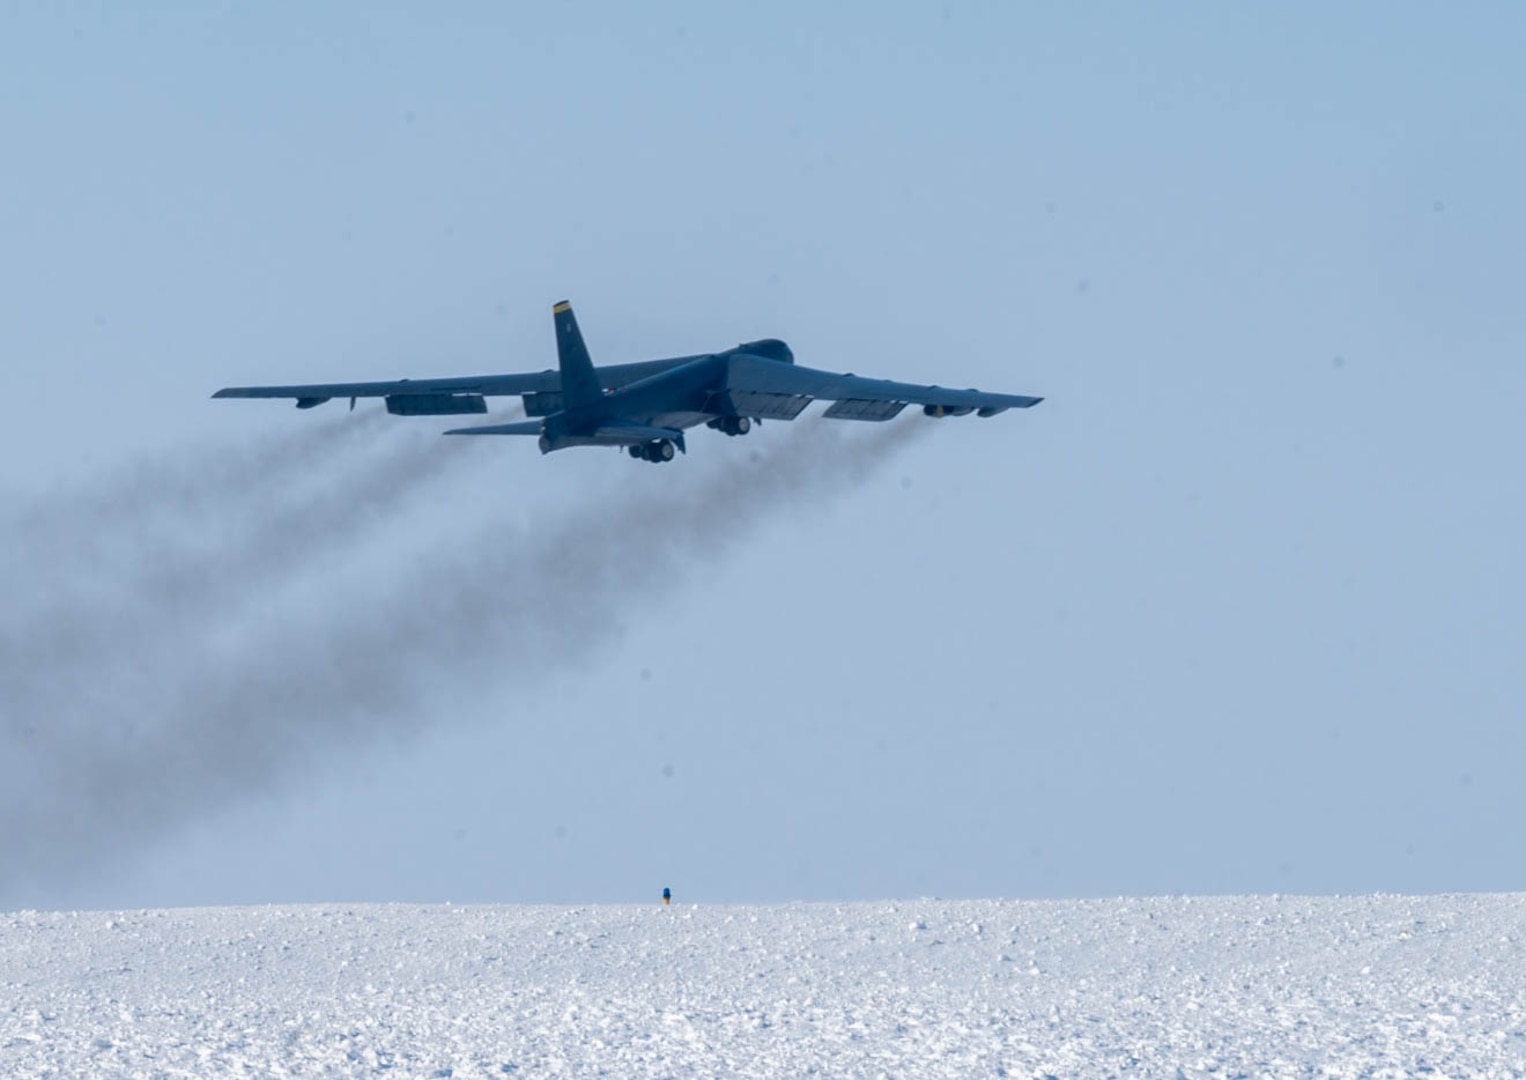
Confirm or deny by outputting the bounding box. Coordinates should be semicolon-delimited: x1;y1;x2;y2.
213;371;556;407
212;356;701;409
722;356;1042;420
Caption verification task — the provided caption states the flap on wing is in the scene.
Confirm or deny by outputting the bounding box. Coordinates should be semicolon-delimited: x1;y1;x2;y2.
386;393;488;416
822;398;908;421
705;389;813;421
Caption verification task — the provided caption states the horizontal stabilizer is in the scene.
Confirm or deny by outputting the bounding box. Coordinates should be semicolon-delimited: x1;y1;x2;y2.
590;421;686;446
443;421;544;436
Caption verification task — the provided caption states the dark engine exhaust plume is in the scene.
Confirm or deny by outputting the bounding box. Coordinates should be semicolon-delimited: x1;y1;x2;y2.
0;417;926;902
1;423;482;738
6;411;387;595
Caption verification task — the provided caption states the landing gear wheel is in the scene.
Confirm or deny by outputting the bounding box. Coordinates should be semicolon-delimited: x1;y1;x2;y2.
635;440;675;463
734;416;751;435
628;445;643;459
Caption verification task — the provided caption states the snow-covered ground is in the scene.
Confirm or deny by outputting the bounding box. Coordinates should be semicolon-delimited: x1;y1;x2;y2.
3;894;1524;1078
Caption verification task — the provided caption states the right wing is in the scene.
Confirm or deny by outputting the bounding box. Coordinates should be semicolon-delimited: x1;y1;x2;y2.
723;356;1043;420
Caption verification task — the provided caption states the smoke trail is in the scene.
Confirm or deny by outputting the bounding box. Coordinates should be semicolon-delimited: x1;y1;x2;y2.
2;410;390;616
0;403;524;780
1;422;485;732
0;410;392;757
0;418;927;895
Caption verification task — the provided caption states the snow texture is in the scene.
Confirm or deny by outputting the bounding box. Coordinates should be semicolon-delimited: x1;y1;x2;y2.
3;894;1525;1077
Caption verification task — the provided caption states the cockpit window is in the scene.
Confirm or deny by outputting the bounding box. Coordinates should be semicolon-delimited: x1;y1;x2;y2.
739;338;794;364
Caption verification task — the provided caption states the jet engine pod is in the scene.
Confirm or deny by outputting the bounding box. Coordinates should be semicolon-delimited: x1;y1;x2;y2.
923;404;975;418
521;391;566;417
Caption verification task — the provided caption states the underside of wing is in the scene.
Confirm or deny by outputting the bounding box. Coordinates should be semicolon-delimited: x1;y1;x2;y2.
722;356;1043;420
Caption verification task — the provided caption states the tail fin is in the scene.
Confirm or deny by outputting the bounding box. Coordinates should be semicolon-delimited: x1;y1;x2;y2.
552;300;602;408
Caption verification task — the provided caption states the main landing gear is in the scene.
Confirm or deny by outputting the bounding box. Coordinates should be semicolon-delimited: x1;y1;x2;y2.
706;416;753;437
628;439;677;464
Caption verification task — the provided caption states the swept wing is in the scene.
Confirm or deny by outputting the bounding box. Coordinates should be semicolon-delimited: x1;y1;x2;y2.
211;356;700;407
722;355;1042;420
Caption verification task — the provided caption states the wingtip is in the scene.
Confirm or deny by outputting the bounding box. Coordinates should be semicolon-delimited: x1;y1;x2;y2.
552;299;572;314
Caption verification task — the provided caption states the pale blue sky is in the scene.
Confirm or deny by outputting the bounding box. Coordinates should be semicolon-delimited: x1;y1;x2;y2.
2;3;1523;909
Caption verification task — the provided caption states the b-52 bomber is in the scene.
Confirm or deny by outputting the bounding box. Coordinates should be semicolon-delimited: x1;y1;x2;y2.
214;301;1042;463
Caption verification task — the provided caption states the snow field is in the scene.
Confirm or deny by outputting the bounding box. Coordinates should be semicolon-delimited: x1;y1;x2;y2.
3;894;1525;1077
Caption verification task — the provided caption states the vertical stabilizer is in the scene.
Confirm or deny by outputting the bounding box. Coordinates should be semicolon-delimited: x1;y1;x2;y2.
552;300;602;408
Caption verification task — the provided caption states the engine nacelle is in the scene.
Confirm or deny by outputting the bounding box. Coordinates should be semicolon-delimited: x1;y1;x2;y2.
385;393;488;416
923;404;975;417
521;391;566;417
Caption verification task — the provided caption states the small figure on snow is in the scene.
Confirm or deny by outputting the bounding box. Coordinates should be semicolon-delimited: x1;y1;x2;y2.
662;887;671;906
